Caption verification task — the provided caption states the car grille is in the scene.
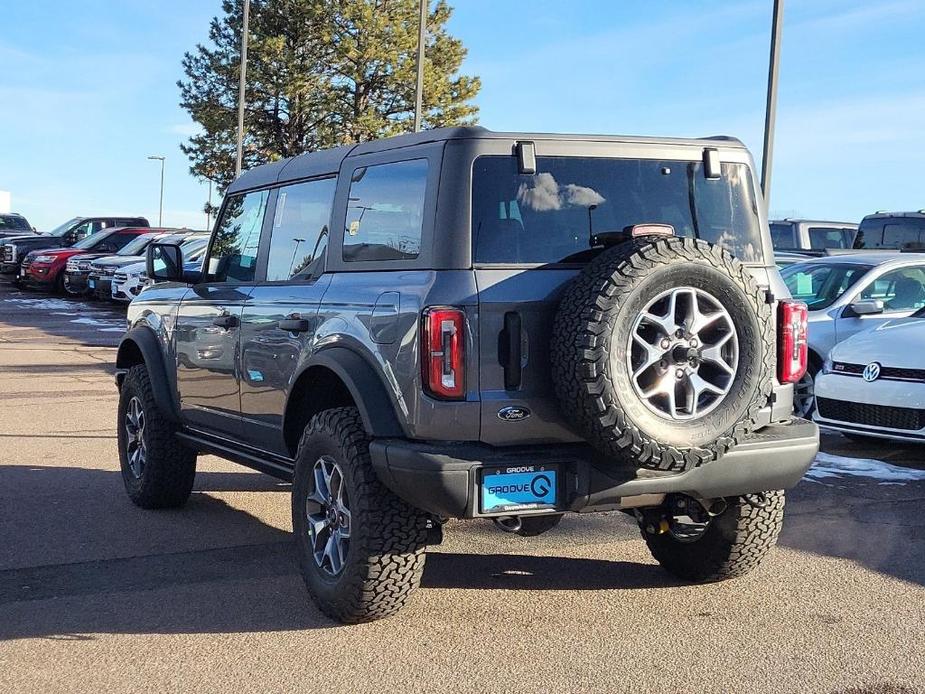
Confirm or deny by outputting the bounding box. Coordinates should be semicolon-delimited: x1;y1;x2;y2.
113;272;128;282
833;361;925;382
102;267;116;277
816;397;925;431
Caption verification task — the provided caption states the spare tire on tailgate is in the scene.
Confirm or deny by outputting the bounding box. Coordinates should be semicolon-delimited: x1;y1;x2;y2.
551;236;774;472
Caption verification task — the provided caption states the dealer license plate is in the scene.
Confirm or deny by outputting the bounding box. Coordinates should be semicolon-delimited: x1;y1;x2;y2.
480;465;557;514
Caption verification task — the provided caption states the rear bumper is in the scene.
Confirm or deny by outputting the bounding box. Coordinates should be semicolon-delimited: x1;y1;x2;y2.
369;418;820;518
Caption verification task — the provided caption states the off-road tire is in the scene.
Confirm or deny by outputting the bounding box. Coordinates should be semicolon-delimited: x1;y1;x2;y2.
643;491;785;582
514;513;564;537
552;237;775;472
292;407;428;624
117;364;197;508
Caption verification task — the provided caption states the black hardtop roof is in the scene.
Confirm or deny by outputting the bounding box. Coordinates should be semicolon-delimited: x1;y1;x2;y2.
861;211;925;220
226;126;747;194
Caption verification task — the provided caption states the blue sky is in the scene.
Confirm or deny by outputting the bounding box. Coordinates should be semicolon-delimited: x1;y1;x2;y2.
1;0;923;231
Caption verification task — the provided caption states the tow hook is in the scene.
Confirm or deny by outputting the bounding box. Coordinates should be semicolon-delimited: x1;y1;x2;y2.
635;508;670;535
493;516;523;533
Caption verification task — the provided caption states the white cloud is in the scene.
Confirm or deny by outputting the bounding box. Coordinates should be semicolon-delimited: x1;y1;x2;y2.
516;173;605;212
168;122;202;137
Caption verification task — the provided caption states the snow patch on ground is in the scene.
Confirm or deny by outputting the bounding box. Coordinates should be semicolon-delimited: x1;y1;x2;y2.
805;452;925;486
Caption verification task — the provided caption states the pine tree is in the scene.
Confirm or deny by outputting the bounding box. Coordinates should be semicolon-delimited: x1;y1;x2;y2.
178;0;480;189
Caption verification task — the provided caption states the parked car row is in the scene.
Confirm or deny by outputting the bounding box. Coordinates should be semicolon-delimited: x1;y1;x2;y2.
770;210;925;255
0;216;207;302
776;250;925;444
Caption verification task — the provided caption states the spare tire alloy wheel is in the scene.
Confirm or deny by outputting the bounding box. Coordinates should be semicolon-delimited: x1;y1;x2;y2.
628;286;738;420
552;237;774;472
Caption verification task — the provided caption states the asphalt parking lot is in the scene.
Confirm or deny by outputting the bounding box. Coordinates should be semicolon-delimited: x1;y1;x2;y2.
0;280;923;694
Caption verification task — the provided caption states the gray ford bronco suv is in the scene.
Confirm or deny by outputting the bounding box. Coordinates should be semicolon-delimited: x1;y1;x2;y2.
115;127;819;623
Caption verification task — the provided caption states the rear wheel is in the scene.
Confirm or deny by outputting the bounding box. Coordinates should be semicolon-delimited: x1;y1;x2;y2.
292;407;429;623
642;491;785;582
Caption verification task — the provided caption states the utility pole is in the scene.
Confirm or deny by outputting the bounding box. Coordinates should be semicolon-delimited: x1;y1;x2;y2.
147;156;165;227
413;0;427;132
235;0;250;177
761;0;784;207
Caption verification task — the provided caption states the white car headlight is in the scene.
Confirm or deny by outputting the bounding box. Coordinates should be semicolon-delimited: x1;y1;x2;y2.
33;255;56;263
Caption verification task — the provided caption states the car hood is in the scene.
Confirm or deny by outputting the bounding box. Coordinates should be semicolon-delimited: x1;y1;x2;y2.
92;254;143;268
30;247;87;260
119;260;146;275
7;235;66;249
0;230;36;239
830;318;925;368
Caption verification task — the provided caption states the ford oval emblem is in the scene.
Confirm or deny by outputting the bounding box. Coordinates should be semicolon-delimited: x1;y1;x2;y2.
497;406;531;422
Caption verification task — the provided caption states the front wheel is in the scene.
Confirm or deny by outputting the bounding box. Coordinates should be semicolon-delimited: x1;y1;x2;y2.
117;364;197;508
642;491;785;582
292;407;428;623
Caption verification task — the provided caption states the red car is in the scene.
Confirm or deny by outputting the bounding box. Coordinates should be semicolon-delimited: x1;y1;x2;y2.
21;227;152;293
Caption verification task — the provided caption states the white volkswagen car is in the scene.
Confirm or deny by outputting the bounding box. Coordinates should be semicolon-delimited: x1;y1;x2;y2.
814;311;925;443
781;253;925;416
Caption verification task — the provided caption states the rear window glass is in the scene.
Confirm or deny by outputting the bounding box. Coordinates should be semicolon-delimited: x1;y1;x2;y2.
808;227;856;250
769;222;797;249
472;156;763;264
343;159;428;262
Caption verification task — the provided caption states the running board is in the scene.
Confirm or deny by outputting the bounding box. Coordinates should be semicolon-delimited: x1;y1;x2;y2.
176;431;295;481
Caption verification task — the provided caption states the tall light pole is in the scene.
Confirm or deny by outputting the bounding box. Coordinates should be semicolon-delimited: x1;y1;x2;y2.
413;0;427;132
761;0;784;207
235;0;250;177
147;156;165;227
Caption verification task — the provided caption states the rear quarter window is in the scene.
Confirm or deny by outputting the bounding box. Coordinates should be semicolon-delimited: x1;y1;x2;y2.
343;159;428;262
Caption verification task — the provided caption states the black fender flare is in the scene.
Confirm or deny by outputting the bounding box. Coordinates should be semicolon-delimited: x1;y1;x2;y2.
116;327;180;422
294;347;406;438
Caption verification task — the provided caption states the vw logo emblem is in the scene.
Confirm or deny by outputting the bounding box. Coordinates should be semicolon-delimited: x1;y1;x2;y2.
862;362;881;382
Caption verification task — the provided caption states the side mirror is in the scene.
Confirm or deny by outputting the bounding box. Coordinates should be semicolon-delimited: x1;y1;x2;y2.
849;298;884;316
146;243;184;282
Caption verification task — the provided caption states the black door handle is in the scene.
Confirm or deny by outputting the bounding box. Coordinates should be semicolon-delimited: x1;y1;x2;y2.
279;318;311;333
212;315;239;329
498;311;523;390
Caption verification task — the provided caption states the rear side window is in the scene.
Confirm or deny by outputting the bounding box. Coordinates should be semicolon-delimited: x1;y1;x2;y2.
808;227;855;250
266;177;336;281
206;189;269;283
769;222;797;249
343;159;428;262
880;220;925;250
472;156;763;264
101;232;139;252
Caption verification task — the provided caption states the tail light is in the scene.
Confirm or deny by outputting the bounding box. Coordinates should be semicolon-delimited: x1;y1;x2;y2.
422;307;465;399
778;300;809;383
